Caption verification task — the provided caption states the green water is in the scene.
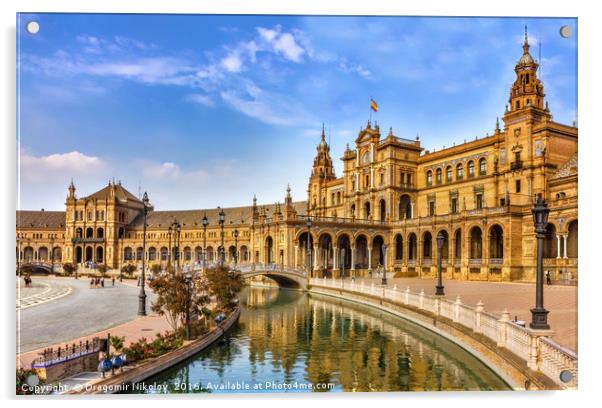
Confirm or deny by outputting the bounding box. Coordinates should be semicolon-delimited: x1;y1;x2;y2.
128;287;510;393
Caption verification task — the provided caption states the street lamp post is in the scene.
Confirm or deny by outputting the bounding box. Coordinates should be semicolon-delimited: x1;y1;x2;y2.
119;236;123;282
234;229;239;266
381;244;388;285
184;272;193;340
306;217;312;278
218;207;226;267
175;221;181;275
202;214;208;270
138;192;150;316
168;224;173;272
530;195;551;330
436;233;445;296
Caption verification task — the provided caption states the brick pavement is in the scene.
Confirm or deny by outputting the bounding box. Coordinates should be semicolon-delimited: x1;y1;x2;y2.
354;276;577;352
17;312;172;369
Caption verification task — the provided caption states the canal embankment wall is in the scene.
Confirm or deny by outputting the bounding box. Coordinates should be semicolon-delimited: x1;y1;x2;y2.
73;307;241;394
308;281;573;390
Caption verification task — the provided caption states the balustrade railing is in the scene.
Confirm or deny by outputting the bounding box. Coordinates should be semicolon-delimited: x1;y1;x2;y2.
308;278;577;389
32;338;101;368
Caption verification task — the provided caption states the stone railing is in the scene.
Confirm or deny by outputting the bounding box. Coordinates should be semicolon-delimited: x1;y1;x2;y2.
309;278;577;389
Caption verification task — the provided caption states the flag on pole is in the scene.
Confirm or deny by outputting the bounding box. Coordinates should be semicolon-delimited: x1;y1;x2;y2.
370;98;378;112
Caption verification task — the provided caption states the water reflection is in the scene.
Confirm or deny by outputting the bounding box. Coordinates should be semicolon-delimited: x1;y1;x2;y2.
133;287;509;393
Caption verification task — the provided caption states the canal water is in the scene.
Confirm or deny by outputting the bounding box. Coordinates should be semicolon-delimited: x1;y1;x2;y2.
129;287;510;393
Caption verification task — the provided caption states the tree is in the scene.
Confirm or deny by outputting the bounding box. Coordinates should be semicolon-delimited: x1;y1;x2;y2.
62;262;77;276
151;264;162;275
121;264;136;277
149;274;210;333
204;266;244;310
97;264;108;277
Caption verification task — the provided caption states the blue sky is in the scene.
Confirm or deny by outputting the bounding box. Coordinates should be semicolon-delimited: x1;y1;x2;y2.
17;14;577;211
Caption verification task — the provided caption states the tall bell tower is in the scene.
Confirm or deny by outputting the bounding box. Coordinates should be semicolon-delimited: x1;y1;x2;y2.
507;26;548;115
308;124;336;216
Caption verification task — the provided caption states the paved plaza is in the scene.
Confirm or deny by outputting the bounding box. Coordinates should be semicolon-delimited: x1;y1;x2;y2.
17;277;160;355
354;275;577;352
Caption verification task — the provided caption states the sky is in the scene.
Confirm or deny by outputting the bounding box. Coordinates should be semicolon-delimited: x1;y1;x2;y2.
16;14;577;211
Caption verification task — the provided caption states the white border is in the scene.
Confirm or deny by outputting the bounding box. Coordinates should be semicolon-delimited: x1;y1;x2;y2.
2;1;600;408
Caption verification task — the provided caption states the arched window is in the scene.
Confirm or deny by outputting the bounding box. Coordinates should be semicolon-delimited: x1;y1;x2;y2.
456;164;464;180
479;158;487;175
423;232;432;259
86;227;94;238
436;168;442;184
515;100;520;110
469;227;483;259
96;227;104;239
399;195;412;219
454;229;462;260
489;225;504;259
468;161;475;178
567;220;578;258
446;166;452;183
426;170;433;186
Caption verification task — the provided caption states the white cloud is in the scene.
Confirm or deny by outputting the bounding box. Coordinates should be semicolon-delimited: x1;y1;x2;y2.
221;52;243;73
338;57;372;79
257;26;305;62
186;93;215;107
220;81;314;126
20;151;106;182
143;161;209;180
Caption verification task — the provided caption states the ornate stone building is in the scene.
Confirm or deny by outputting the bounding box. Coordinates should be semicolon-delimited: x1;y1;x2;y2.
16;32;577;282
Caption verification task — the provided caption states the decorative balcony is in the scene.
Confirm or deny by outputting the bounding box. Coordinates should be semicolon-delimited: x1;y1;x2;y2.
510;160;523;170
468;258;482;265
489;258;504;265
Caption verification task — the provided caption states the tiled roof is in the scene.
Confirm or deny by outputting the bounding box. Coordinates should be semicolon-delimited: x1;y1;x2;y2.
130;201;308;229
86;183;142;203
16;210;66;229
551;153;578;180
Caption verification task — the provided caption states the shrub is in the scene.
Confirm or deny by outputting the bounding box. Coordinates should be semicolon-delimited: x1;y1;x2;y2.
62;263;77;276
16;368;44;395
121;264;137;277
122;331;183;363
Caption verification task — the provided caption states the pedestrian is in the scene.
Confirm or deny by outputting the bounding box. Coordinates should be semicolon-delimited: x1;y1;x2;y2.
546;270;551;286
90;277;94;288
112;277;115;286
96;277;100;287
101;278;105;288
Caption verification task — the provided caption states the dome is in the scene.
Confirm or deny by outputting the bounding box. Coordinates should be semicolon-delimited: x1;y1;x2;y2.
518;52;535;65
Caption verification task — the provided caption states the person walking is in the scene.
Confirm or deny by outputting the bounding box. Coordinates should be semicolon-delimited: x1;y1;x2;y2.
101;278;105;288
90;277;94;288
111;276;115;286
546;270;551;286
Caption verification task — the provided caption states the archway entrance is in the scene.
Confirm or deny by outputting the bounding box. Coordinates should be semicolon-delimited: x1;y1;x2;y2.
265;236;274;264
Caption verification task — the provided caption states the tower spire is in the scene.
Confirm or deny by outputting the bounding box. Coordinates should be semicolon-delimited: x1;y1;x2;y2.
523;25;530;54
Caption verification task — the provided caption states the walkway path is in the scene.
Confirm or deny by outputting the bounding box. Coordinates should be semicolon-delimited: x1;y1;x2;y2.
352;276;577;352
17;312;171;369
17;280;73;310
17;277;160;354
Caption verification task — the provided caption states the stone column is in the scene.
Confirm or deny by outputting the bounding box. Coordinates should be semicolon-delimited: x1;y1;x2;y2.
556;235;562;259
351;246;356;273
294;244;299;267
313;244;319;270
367;247;372;271
410;202;415;219
563;235;568;259
333;246;338;270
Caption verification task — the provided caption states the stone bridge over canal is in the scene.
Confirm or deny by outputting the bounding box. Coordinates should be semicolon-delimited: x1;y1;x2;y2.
236;264;308;289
